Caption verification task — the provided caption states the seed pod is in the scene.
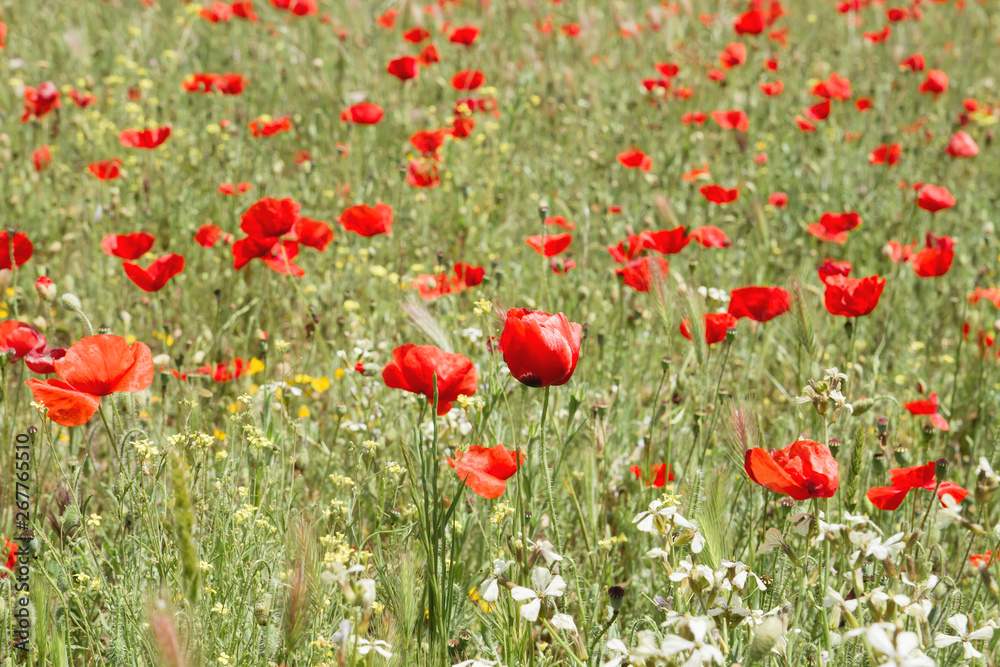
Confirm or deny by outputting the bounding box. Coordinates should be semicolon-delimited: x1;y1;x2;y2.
254;594;272;626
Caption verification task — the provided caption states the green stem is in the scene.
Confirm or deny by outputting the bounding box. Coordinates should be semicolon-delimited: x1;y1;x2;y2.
539;385;563;555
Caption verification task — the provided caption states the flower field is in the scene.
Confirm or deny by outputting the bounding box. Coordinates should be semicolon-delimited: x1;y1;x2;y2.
2;0;1000;665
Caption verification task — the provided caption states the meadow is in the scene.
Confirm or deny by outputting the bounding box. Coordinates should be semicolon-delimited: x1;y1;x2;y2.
1;0;1000;665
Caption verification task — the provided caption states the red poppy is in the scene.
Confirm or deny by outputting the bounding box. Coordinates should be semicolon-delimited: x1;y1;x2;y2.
700;184;739;205
551;258;577;274
916;184;955;213
970;551;993;568
769;192;788;208
219;182;253;196
270;0;317;16
795;116;817;132
759;81;784;97
561;23;581;37
681;112;707;125
812;73;852;100
119;127;171;150
248;116;292;138
32;145;51;172
387;56;420;81
823;274;886;317
745;440;839;500
200;2;232;22
903;392;949;431
728;286;792;323
680;313;738;345
376;8;397;28
946;131;978;158
182;73;246;95
918;69;948;98
0;231;34;270
21;82;60;123
406;158;440;188
500;309;582;388
0;321;48;363
197;358;249;383
101;232;155;260
418;44;440;66
817;258;852;282
340;102;384;125
451;69;485;91
718;42;747;70
451;116;475;138
232;197;333;276
630;463;674;488
910;232;955;278
35;276;56;302
88;158;122;181
807;211;862;244
607;234;647;263
525;233;572;257
617;148;652;171
122;254;185;292
403;27;431;43
804;99;831;122
339;203;394;237
616;256;670;292
194;224;231;248
449;25;480;45
232;0;258;21
867;461;967;511
381;343;477;415
545;216;576;230
410;128;450;156
734;8;765;34
447;444;523;499
711;109;749;131
869;143;901;166
413;262;485;301
901;53;925;72
3;540;16;579
26;334;154;427
69;89;97;107
689;226;730;248
863;25;891;43
643;228;690;255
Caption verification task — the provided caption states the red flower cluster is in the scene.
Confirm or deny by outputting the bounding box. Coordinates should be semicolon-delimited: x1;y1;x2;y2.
232;197;333;276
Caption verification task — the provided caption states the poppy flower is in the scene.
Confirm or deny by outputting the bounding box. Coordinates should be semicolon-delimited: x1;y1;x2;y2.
418;44;440;66
616;256;670;292
718;42;747;70
26;334;154;427
710;109;749;131
449;25;480;46
822;274;886;317
795;116;817;132
807;211;862;244
387;55;420;82
119;126;171;149
545;216;576;230
869;143;901;166
88;158;122;181
406;159;440;188
248;116;292;138
617;149;652;171
270;0;317;16
866;461;967;510
550;258;576;274
0;231;34;270
727;286;792;322
804;99;831;122
525;233;572;257
681;164;710;182
122;254;185;292
32;145;51;172
194;224;231;248
946;131;978;158
21;82;60;123
376;8;397;28
35;276;56;302
101;232;155;260
759;81;784;97
413;262;485;301
700;184;739;205
643;228;690;255
447;444;523;499
182;73;246;95
863;25;891;43
817;258;852;282
969;287;1000;309
0;321;48;362
3;540;16;578
745;440;839;500
680;313;738;345
903;392;949;431
381;343;477;415
197;358;249;383
916;184;955;213
630;463;674;488
339;203;393;237
690;226;730;248
403;27;431;43
451;116;475;139
68;89;97;107
410;128;450;156
607;234;647;263
561;23;581;37
733;8;765;34
219;182;253;196
232;0;258;21
681;112;707;125
900;53;925;72
918;69;948;98
200;2;232;22
232;197;333;275
451;69;485;91
812;73;852;100
910;232;955;278
500;309;582;388
340;102;384;125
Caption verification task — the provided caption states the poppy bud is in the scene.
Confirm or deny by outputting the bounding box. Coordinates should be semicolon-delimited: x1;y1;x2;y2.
60;292;82;310
537;204;549;223
852;397;874;416
608;585;625;611
873;452;887;474
35;275;56;302
499;309;583;388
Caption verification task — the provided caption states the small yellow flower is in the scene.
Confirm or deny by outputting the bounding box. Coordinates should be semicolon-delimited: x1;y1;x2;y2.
87;513;102;527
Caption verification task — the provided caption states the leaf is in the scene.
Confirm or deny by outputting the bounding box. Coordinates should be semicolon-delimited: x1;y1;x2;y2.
757;528;787;555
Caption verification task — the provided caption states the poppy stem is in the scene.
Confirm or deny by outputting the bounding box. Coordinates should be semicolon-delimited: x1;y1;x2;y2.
539;385;563;556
